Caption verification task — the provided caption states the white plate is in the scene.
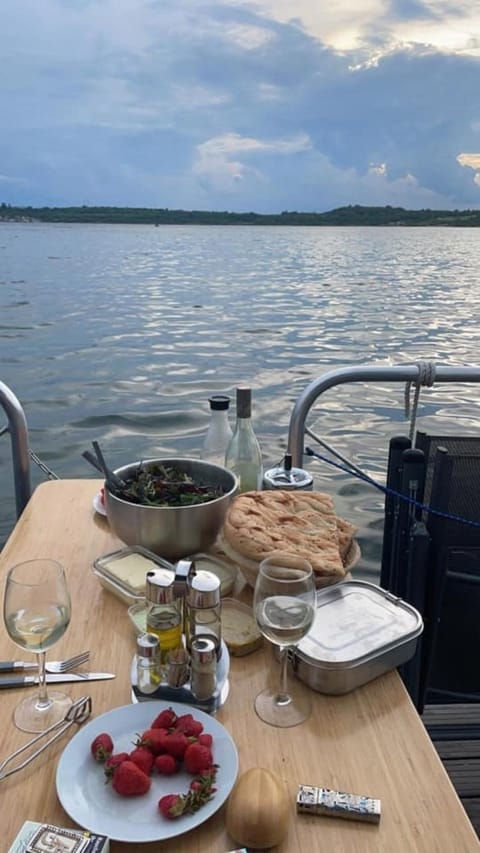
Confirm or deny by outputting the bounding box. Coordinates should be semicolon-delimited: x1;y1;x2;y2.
56;701;239;843
93;491;107;516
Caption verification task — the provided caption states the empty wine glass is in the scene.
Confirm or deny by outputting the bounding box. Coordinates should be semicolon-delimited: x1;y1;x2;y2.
254;554;316;727
3;558;72;732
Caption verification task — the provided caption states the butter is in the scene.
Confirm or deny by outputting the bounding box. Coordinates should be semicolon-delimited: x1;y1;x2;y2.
103;553;158;593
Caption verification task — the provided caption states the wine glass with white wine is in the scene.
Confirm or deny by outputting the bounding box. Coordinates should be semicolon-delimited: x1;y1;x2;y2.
3;558;72;732
254;554;316;727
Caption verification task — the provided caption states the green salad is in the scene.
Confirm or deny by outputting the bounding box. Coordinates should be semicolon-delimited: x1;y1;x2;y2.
117;462;226;507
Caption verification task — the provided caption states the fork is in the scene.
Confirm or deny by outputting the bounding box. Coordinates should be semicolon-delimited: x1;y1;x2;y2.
0;651;90;674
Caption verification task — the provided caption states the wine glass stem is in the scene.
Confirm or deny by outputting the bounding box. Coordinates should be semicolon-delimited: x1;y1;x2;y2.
36;651;50;709
276;647;290;704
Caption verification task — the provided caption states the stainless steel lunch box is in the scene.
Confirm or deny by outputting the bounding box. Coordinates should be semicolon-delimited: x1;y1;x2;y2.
291;580;423;695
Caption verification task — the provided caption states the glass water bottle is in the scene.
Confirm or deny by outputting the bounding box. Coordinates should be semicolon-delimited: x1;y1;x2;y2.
225;386;263;492
201;395;233;467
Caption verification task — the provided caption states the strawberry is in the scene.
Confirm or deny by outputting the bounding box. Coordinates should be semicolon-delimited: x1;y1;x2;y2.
90;732;114;762
162;731;190;759
104;752;129;779
158;771;217;819
129;746;155;776
139;728;169;755
151;707;177;729
154;753;179;775
111;760;151;797
159;793;185;819
198;733;213;748
174;713;203;738
183;742;213;775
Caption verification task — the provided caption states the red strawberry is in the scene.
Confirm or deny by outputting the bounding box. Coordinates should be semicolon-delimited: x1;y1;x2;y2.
151;707;177;729
198;733;213;748
183;742;213;775
158;772;218;820
162;731;190;759
155;753;179;775
129;746;155;776
175;713;204;738
90;732;114;762
111;760;151;797
159;793;185;819
139;728;169;755
104;752;129;779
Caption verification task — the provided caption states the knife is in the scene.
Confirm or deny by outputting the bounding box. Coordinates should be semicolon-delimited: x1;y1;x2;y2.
0;672;115;688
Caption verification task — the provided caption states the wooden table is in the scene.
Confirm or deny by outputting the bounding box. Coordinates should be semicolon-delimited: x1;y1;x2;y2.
1;479;479;852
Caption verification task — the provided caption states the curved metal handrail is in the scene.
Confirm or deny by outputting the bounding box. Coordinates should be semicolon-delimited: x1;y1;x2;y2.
0;381;31;518
287;365;480;468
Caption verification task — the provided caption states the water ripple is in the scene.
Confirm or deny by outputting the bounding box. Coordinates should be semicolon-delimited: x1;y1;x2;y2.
2;222;480;572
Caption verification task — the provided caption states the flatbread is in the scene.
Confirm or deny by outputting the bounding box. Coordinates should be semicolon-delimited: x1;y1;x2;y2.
221;490;354;580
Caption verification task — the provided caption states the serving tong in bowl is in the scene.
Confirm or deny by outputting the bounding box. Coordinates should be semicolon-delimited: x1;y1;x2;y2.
0;695;92;781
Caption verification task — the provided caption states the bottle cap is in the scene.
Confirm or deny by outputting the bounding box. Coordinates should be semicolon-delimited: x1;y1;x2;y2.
236;387;252;419
186;569;221;608
191;636;217;665
146;567;176;604
136;632;160;658
208;395;231;410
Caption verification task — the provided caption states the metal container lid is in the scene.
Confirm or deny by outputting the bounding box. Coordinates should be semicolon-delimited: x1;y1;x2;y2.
146;567;176;604
295;581;423;670
263;453;313;491
136;632;160;658
191;636;217;664
186;569;221;608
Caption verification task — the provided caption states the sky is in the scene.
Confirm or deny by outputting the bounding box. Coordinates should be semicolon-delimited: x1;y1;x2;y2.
1;0;480;213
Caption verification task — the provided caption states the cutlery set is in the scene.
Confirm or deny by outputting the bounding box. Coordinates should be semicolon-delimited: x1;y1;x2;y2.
0;651;115;689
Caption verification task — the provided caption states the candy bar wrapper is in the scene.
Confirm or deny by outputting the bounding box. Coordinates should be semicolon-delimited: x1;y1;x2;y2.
8;821;110;853
297;785;381;824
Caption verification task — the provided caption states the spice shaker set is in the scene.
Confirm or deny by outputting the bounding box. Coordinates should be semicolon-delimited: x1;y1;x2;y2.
135;559;224;705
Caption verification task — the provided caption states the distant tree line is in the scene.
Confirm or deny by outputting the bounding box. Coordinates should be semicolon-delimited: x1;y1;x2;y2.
1;202;480;226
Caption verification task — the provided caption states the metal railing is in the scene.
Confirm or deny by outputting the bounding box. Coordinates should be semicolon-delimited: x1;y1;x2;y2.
287;364;480;468
0;381;31;518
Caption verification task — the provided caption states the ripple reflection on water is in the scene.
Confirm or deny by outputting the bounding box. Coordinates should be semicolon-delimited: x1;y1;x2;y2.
2;223;480;580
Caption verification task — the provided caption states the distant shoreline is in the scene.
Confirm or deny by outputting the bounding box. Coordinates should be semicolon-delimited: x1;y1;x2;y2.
1;203;480;227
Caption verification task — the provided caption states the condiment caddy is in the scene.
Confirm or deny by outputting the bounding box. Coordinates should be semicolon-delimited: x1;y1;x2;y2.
131;558;230;714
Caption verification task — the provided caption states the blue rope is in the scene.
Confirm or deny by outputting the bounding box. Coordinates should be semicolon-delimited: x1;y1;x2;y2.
304;446;480;529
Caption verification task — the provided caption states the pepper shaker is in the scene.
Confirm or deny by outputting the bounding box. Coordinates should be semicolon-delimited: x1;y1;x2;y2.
190;636;217;701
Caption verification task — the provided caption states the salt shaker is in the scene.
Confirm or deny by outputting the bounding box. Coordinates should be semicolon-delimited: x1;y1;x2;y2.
190;636;217;701
136;632;161;694
185;569;222;657
146;567;183;663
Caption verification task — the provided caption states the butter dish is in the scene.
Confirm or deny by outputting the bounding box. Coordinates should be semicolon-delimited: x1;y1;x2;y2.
93;546;173;605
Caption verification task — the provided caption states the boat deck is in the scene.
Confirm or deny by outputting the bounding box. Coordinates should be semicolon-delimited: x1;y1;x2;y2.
423;704;480;836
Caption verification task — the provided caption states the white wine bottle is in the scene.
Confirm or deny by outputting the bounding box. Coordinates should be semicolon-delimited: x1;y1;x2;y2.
201;395;233;467
225;387;263;492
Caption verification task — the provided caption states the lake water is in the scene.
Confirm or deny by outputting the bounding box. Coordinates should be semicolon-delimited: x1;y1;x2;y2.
2;221;480;577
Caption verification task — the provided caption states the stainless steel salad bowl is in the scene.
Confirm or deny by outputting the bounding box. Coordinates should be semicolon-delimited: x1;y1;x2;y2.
104;458;238;561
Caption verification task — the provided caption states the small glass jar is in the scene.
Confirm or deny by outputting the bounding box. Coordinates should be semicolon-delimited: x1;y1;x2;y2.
165;646;190;688
136;632;161;694
190;636;217;701
146;567;183;664
185;569;222;657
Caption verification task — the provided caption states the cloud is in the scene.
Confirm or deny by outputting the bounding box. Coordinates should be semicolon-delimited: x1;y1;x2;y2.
0;1;479;210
